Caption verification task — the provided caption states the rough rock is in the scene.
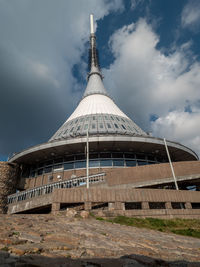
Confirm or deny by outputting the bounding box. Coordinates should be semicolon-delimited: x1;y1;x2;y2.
80;210;89;219
66;208;77;218
0;214;200;266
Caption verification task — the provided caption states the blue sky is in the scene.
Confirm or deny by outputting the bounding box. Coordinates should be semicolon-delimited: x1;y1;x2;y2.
0;0;200;161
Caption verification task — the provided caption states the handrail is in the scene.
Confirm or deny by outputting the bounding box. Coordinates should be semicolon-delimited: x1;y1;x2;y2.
8;172;105;204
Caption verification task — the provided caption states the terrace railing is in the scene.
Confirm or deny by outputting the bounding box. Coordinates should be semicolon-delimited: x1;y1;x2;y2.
8;172;105;204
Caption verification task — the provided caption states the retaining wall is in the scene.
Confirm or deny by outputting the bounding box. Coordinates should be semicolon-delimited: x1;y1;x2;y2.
0;161;19;213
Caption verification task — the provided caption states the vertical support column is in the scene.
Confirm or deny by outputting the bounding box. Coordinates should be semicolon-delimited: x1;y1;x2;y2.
142;201;149;210
115;202;125;210
108;202;115;211
185;202;192;209
84;201;92;211
51;202;60;215
165;202;172;209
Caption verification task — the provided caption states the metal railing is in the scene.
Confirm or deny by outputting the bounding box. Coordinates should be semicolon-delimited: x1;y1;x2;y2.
8;173;105;204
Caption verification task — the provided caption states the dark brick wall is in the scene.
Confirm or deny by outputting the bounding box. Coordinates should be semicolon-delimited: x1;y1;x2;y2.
0;162;19;213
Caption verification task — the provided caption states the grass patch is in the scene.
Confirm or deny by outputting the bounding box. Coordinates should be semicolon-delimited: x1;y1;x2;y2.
96;216;200;238
95;217;105;221
1;246;9;251
12;231;20;236
172;228;200;238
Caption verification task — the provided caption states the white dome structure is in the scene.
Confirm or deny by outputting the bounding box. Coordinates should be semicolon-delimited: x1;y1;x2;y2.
49;21;147;142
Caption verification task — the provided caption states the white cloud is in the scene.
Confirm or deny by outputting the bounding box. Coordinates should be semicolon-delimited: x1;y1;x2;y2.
103;19;200;156
151;108;200;157
181;0;200;30
0;0;124;156
130;0;144;10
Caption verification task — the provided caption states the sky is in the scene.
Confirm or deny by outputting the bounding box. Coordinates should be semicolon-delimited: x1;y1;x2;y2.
0;0;200;161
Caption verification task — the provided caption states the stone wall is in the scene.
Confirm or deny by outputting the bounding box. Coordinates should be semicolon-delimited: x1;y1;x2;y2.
0;162;19;213
8;186;200;219
24;160;200;190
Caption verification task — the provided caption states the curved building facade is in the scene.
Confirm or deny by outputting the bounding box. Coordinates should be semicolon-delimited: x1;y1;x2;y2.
6;15;200;217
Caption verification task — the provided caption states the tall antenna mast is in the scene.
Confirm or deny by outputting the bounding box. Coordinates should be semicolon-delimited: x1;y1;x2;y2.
90;14;94;34
88;14;102;80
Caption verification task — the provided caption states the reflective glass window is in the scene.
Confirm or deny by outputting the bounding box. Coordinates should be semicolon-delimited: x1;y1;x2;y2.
114;123;119;129
126;160;136;167
84;124;88;130
86;117;89;121
121;124;126;130
92;124;96;129
64;155;74;162
148;155;155;161
31;164;36;170
75;119;78;124
121;118;125;122
111;116;114;120
93;116;96;120
104;115;108;120
100;153;111;158
64;162;74;170
148;161;155;164
75;154;85;160
70;127;74;132
45;166;52;173
89;160;100;167
100;159;112;167
37;169;43;175
136;154;146;160
38;163;44;168
113;159;124;166
80;118;83;122
90;153;98;159
77;126;80;131
125;153;135;159
54;158;63;164
107;123;111;128
116;117;120;121
137;161;147;166
45;160;53;166
54;164;63;170
100;123;103;128
112;153;123;158
30;171;35;177
75;161;86;169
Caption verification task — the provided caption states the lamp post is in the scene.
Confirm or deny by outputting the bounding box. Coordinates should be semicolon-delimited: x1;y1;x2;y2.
86;130;89;189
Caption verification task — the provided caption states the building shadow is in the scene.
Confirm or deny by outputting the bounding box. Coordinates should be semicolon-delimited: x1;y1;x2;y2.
0;251;200;267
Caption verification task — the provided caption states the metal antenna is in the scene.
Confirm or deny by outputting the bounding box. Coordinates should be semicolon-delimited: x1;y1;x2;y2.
88;14;102;79
90;14;94;34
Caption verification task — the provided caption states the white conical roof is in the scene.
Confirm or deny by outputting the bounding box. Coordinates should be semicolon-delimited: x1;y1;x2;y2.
67;79;129;123
83;66;108;98
49;16;147;142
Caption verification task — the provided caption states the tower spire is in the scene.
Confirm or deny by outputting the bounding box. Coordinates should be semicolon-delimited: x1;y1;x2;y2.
88;14;102;80
83;14;108;98
90;14;94;34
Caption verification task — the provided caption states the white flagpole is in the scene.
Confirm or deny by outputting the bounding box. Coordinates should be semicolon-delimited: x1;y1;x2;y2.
86;129;89;189
164;138;179;190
